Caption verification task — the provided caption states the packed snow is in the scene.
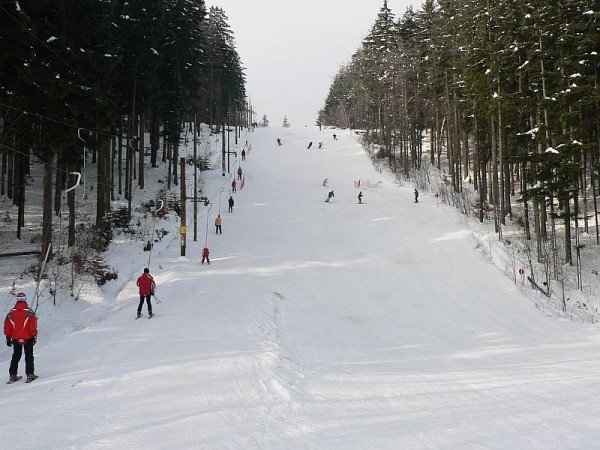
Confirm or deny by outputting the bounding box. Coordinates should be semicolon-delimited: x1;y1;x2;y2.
1;126;600;448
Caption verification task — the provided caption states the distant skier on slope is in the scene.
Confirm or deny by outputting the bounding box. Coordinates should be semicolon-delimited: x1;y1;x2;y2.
215;214;222;234
322;178;328;186
325;190;335;203
333;133;337;140
228;196;235;213
358;191;363;204
307;142;313;149
136;268;155;319
231;179;237;192
318;142;323;149
414;189;419;203
277;138;282;146
241;149;246;161
201;247;210;265
4;292;38;383
237;166;243;180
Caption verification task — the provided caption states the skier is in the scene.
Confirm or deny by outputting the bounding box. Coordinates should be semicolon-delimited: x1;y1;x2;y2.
4;292;38;383
215;214;222;234
358;191;363;204
136;268;156;319
322;178;328;187
277;138;282;146
307;141;313;149
237;166;243;180
231;179;237;193
333;133;337;140
325;190;335;203
228;196;234;213
201;247;210;265
414;189;419;203
241;149;246;161
318;142;323;149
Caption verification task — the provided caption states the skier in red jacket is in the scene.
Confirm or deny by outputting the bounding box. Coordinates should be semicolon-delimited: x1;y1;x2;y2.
237;166;243;180
4;292;38;383
202;247;210;265
136;268;156;318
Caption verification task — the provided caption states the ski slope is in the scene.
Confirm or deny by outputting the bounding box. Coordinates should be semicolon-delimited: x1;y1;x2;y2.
2;126;600;448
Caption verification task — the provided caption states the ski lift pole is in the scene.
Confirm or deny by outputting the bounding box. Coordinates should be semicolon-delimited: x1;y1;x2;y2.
32;243;52;313
147;200;164;267
219;187;224;215
205;202;212;247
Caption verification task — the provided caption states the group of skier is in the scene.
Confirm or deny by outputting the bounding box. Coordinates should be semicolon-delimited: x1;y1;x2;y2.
323;189;362;204
205;149;247;266
323;186;419;204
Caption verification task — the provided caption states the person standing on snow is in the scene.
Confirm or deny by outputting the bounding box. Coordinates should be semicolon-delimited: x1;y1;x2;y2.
414;189;419;203
231;179;237;192
333;134;337;140
277;138;282;146
136;268;156;319
215;214;222;234
358;191;364;204
325;190;335;203
241;149;246;161
4;292;38;383
228;196;234;213
202;247;210;265
237;166;243;180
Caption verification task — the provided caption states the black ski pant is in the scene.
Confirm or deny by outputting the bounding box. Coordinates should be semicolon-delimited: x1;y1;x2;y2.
138;295;152;315
9;338;34;376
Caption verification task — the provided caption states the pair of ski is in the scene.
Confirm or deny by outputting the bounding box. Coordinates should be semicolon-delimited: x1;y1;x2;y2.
136;314;154;320
7;375;38;384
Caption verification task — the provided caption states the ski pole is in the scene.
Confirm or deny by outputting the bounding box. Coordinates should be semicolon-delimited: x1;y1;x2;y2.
152;293;161;304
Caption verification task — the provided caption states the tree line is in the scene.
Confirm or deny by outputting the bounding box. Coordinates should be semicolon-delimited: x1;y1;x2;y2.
320;0;598;293
0;1;246;261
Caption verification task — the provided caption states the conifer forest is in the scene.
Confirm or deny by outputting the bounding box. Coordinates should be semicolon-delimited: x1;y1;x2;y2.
320;0;598;299
0;0;246;266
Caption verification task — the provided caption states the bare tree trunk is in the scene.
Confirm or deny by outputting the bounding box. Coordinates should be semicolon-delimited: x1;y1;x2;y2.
138;112;145;189
68;168;76;248
41;159;53;261
54;148;63;216
150;106;159;168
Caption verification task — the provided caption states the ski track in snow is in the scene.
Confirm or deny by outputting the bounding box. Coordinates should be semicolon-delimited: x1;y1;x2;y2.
2;126;600;448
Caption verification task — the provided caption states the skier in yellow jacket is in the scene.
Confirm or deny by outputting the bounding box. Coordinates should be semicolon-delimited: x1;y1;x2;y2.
215;214;222;235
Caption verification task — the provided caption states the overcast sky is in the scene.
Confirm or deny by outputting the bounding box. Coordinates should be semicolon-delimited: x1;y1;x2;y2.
205;0;416;128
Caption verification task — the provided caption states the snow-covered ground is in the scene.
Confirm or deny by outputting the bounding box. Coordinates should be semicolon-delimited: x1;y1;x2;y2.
2;126;600;448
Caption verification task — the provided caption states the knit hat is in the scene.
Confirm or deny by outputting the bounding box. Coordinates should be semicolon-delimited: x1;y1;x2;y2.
16;292;27;302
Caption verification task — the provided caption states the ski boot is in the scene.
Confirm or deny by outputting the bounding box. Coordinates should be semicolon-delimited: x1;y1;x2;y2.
26;374;38;383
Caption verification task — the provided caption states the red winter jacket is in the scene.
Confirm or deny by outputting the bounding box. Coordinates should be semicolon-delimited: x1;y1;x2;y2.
137;273;156;296
202;247;209;257
4;301;37;342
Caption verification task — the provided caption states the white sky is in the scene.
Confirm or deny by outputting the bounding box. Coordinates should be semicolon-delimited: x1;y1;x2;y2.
205;0;416;127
